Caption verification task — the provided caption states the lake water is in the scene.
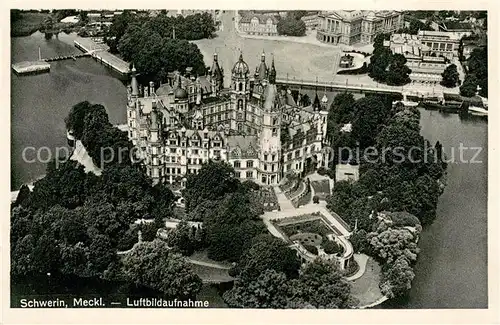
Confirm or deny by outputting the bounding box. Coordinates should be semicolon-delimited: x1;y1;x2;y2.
11;32;127;191
10;33;488;308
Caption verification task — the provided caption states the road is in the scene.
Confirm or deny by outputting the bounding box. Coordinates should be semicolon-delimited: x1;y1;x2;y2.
193;11;459;95
192;11;343;88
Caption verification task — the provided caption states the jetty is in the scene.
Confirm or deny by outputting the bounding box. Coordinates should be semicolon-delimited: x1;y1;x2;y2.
12;60;50;75
12;46;50;75
74;37;130;75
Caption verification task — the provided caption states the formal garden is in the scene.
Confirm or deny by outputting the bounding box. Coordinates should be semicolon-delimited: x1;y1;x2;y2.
274;214;345;257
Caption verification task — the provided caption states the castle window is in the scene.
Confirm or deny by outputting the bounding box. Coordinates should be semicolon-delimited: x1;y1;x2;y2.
238;99;243;110
247;160;253;168
237;123;242;132
246;171;253;178
239;83;243;91
272;154;276;161
234;160;241;168
236;172;241;178
264;154;268;161
264;164;267;171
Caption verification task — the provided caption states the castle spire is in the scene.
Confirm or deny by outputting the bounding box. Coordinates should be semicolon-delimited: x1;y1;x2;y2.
131;63;139;97
269;55;276;84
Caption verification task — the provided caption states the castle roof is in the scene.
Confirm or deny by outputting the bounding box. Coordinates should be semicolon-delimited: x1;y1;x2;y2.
211;53;224;81
255;52;268;81
263;83;278;110
232;53;250;76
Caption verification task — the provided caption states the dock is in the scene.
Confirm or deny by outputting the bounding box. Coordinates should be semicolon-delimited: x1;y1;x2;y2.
74;37;131;75
12;61;50;75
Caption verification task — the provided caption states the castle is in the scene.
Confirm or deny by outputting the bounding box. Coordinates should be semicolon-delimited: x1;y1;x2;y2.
126;52;331;186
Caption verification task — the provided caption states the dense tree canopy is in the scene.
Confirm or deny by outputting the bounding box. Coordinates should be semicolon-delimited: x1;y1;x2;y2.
235;234;301;281
11;104;176;281
111;12;211;82
277;13;306;36
122;240;202;298
224;259;352;308
441;64;460;88
460;47;487;97
368;34;412;86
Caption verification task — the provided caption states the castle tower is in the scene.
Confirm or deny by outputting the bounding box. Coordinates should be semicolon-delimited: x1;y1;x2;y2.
230;52;250;133
258;79;281;185
210;53;224;96
147;101;162;185
127;64;140;144
255;50;268;82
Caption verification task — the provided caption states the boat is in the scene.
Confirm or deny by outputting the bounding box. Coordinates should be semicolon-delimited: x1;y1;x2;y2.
468;106;488;117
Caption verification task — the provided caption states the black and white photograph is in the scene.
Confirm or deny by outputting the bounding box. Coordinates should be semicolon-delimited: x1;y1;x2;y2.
4;3;497;323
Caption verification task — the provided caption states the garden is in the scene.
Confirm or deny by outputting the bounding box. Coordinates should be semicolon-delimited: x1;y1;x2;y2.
277;217;344;256
311;179;331;200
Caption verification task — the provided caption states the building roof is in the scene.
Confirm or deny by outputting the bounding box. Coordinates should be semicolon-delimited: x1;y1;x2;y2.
239;13;279;24
255;52;268;81
263;83;278;110
232;53;250;76
442;21;473;31
226;135;258;152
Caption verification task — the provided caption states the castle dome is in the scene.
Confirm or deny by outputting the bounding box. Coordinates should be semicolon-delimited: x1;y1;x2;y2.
174;87;188;99
232;53;249;76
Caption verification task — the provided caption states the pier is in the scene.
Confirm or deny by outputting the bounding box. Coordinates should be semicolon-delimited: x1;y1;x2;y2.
74;37;131;75
43;53;91;62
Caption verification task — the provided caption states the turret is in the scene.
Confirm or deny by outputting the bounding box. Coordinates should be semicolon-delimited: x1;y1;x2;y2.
255;50;268;82
131;64;139;98
149;81;155;97
269;56;276;84
210;53;224;96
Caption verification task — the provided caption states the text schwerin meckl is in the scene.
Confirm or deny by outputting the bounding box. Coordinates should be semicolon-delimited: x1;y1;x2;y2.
126;298;210;308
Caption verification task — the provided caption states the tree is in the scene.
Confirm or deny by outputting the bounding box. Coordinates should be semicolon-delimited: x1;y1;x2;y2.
166;220;196;256
380;256;415;298
351;95;392;149
290;259;352;308
441;64;460;88
236;234;301;281
122;240;202;298
459;74;478;97
386;54;412;86
277;15;306;36
223;269;291;308
367;227;420;265
183;160;240;213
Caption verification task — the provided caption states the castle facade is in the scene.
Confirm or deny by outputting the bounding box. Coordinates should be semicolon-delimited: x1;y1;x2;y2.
126;52;331;186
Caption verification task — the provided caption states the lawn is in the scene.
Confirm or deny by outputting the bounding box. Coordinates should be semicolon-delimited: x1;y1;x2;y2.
350;257;385;307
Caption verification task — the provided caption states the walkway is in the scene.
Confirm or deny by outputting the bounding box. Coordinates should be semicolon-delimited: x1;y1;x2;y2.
345;254;370;281
70;140;102;175
350;257;387;308
272;185;295;211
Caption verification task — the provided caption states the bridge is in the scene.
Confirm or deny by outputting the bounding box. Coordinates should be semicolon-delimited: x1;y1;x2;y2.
275;76;459;99
43;53;91;62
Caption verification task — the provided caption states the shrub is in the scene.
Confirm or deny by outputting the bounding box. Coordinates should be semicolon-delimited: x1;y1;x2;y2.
117;227;139;251
322;239;343;255
337;62;369;75
303;244;318;255
313;195;319;204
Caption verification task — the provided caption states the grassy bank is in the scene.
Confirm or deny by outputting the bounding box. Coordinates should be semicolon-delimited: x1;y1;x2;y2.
11;12;50;37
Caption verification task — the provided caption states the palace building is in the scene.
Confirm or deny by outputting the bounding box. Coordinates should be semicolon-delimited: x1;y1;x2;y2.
126;52;331;186
317;10;404;45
